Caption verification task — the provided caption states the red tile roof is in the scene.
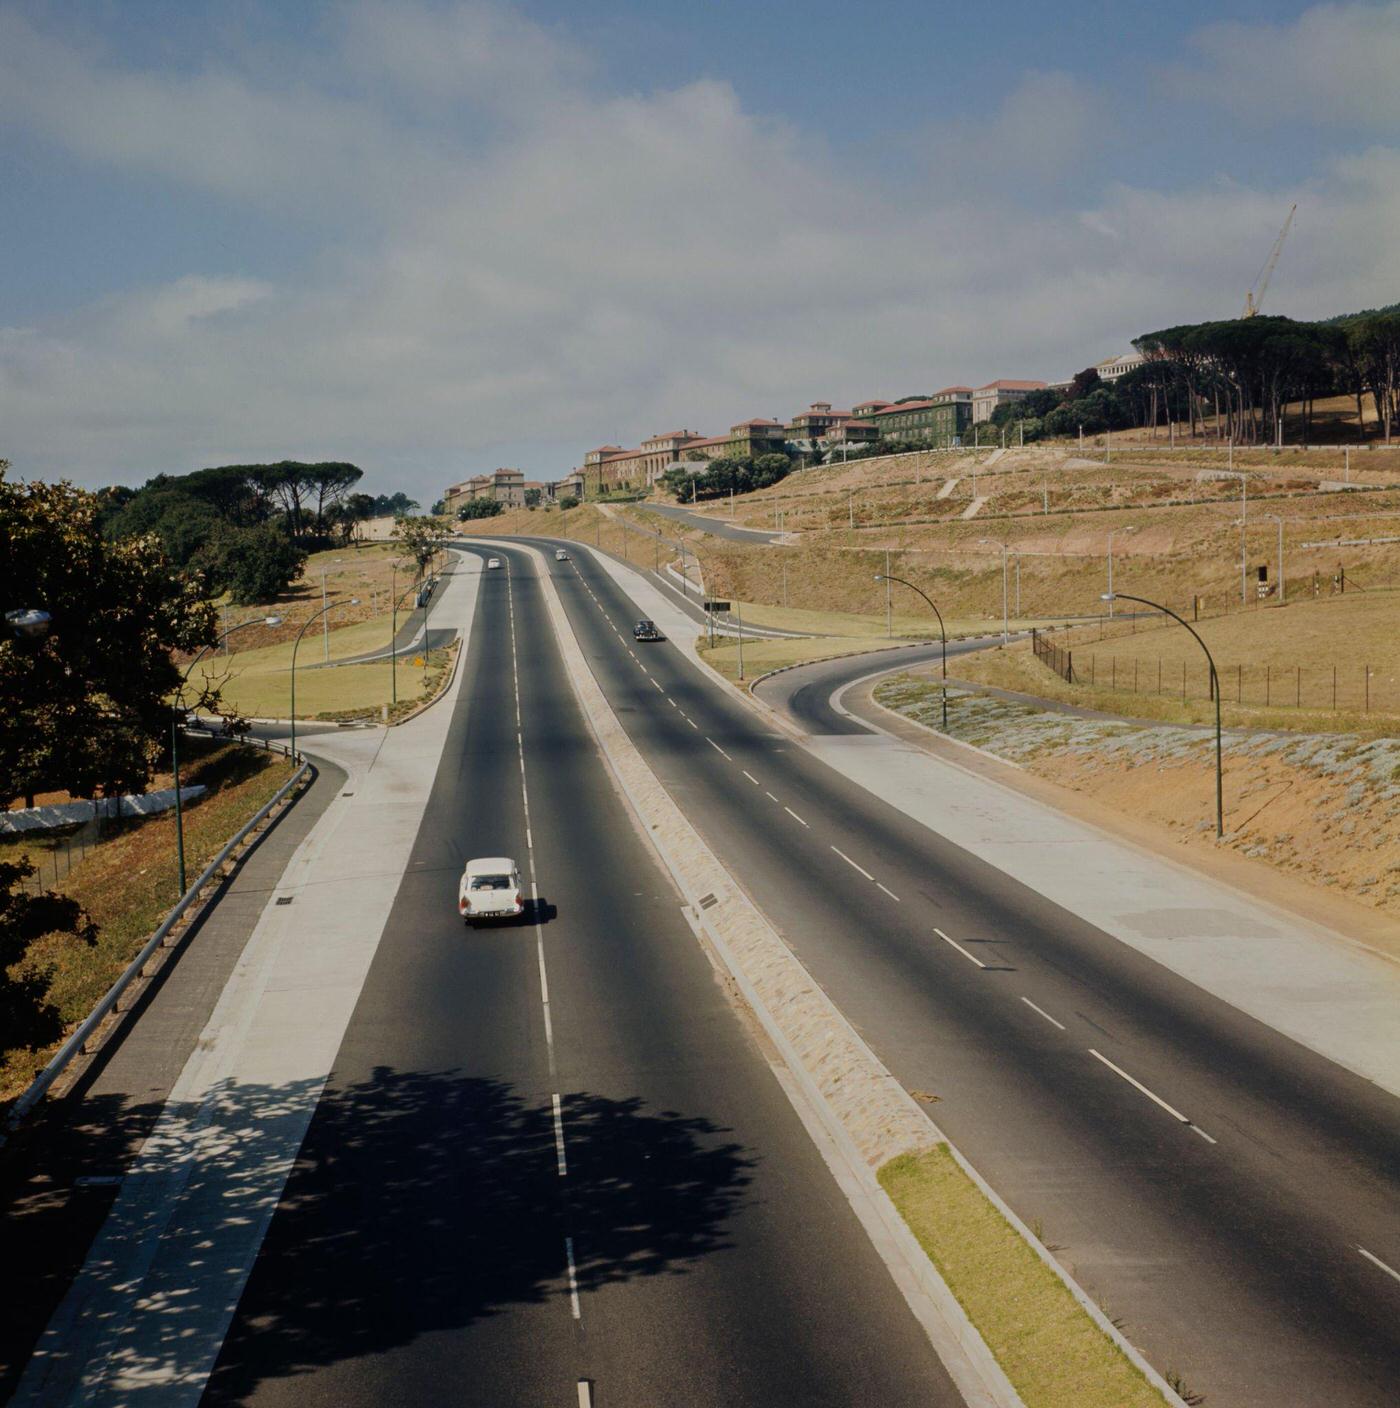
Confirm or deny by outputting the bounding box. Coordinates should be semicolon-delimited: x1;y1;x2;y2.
731;418;784;429
932;385;973;395
975;380;1048;392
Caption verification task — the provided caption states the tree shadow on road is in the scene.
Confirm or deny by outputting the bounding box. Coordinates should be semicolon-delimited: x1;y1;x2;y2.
201;1067;753;1401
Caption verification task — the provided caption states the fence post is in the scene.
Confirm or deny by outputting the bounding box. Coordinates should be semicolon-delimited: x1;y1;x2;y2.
1296;666;1300;708
1365;666;1370;711
1266;664;1271;707
1182;661;1186;700
1332;666;1337;710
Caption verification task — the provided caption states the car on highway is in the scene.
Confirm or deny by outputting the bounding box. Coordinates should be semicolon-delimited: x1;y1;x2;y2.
633;619;665;642
486;557;501;570
459;857;524;925
555;548;569;561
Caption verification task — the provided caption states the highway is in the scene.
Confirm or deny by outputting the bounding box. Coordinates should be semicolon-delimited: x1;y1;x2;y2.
203;547;962;1406
494;535;1400;1408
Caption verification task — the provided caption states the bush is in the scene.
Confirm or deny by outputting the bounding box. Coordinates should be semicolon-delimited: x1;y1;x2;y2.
456;497;505;521
558;495;580;511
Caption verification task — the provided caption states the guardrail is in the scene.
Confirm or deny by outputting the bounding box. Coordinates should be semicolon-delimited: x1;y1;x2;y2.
5;734;310;1130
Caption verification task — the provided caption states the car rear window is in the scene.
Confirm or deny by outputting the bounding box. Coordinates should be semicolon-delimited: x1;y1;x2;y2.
470;874;512;890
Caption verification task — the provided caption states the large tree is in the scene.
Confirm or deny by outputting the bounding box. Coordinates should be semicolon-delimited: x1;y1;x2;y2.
1;466;217;804
391;514;449;577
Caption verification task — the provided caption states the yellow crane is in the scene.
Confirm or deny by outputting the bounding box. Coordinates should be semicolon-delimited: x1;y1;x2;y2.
1243;203;1296;318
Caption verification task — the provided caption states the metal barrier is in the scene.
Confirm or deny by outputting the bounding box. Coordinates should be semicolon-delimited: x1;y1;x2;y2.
5;736;309;1129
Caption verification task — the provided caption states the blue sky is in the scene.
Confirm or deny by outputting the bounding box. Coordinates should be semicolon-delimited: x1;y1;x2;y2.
3;1;1399;505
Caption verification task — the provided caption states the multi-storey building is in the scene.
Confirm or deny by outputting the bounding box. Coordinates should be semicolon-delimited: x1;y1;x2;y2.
1095;353;1145;382
972;380;1048;423
785;402;851;451
869;387;973;445
851;398;892;419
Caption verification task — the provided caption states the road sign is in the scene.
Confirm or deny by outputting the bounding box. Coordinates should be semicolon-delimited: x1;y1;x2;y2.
703;600;730;613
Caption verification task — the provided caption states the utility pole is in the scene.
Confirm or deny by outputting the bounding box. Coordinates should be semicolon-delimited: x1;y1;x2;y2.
848;490;854;529
885;550;892;636
1267;513;1285;602
1043;476;1048;514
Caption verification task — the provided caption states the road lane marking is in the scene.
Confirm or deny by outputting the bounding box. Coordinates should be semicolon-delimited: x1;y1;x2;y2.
1087;1050;1212;1145
831;846;875;881
766;791;779;802
687;718;698;729
784;806;809;827
1020;996;1066;1030
552;1093;568;1176
565;1236;581;1319
1190;1125;1218;1145
742;770;760;785
877;883;901;902
707;738;732;760
1358;1247;1400;1284
577;1382;593;1408
933;927;987;969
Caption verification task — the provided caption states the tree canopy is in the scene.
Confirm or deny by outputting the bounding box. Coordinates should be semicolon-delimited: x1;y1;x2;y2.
2;464;218;803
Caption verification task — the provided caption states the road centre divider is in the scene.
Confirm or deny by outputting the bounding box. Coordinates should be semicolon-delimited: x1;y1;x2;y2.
524;540;1185;1408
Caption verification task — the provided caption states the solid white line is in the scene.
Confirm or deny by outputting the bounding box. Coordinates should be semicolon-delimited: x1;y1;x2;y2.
877;883;901;902
565;1236;581;1318
1358;1247;1400;1284
707;738;732;760
933;927;987;969
1088;1049;1191;1124
831;846;876;881
742;770;760;785
552;1093;568;1176
1020;996;1066;1030
784;806;809;827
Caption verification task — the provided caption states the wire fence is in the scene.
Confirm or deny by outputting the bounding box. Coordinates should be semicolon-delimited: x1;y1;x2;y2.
1031;628;1075;684
8;823;101;896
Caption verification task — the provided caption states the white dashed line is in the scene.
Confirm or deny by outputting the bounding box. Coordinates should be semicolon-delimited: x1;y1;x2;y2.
1358;1247;1400;1284
766;791;779;802
742;770;760;785
784;807;809;827
707;739;732;760
1020;996;1066;1030
1087;1049;1212;1145
552;1093;568;1176
687;718;698;729
877;883;901;902
565;1237;581;1319
831;846;875;881
933;927;987;969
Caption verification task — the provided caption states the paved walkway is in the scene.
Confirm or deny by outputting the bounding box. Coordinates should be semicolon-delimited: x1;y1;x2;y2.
13;562;484;1407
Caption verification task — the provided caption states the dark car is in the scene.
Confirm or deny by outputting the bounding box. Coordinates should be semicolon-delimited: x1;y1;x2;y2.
633;619;665;642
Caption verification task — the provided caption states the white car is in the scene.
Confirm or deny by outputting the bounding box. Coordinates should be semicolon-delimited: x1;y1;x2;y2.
459;857;524;926
486;557;502;570
555;549;569;561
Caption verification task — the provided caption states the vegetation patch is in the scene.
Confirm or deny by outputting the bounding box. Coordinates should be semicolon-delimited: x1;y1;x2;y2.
1;739;297;1103
880;1146;1167;1408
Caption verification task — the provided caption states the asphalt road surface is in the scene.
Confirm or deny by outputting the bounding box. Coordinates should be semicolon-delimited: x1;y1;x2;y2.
495;536;1400;1408
643;502;786;543
203;547;963;1406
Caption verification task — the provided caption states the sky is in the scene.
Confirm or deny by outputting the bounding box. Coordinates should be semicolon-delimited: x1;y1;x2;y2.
2;0;1399;506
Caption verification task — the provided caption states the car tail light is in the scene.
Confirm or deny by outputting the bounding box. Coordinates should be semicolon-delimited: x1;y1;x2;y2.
460;896;470;912
513;892;522;909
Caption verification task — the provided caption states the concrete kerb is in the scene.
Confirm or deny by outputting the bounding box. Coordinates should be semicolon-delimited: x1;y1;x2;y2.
541;542;1188;1408
517;541;1024;1408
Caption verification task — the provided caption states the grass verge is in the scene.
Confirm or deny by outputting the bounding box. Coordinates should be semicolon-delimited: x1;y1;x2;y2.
696;634;904;684
880;1146;1168;1408
1;739;297;1103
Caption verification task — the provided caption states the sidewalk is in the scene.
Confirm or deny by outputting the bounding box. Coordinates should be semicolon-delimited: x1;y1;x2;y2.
585;545;1400;1100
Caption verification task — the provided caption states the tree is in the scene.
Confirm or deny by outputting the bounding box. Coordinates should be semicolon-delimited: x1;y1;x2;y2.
197;523;307;604
456;498;504;520
1;467;218;804
0;857;99;1050
1066;367;1102;401
430;499;446;515
524;488;542;509
391;514;448;577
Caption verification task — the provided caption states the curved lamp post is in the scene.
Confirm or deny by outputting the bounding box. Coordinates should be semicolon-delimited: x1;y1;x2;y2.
390;576;423;708
173;614;282;894
290;598;359;761
978;538;1011;643
1103;591;1223;838
875;574;949;731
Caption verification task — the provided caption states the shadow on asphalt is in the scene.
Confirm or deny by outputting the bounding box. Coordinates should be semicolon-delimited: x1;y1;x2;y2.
197;1069;754;1400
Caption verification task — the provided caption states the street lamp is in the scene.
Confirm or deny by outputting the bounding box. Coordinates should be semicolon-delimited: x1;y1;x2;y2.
1103;592;1223;838
1218;470;1248;604
320;558;343;662
172;614;282;895
5;608;52;642
1106;526;1136;618
290;598;359;760
389;573;421;708
979;539;1010;643
876;574;949;731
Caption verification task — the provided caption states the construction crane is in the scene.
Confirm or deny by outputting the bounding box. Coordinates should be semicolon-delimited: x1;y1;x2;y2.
1243;203;1296;318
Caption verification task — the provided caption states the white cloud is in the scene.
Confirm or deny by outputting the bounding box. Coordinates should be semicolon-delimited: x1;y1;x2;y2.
1167;2;1400;127
1;4;1399;508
